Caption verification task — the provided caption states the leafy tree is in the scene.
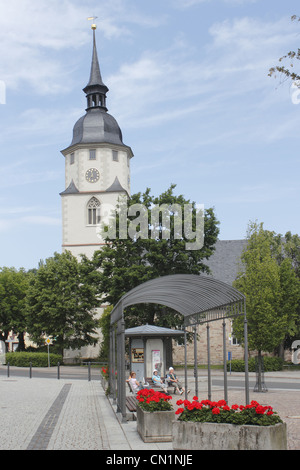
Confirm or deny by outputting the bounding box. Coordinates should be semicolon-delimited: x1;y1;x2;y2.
0;267;29;350
26;251;100;355
280;231;300;348
233;223;284;389
98;305;113;360
233;222;300;384
87;184;219;330
277;257;300;354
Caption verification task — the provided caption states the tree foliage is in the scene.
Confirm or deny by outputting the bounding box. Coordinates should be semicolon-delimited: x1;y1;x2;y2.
86;184;219;330
233;222;300;357
26;251;100;354
0;267;29;350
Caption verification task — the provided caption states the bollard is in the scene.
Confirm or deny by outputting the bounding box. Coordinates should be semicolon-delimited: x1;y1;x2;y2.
7;362;9;378
88;361;91;381
29;362;32;378
57;362;60;380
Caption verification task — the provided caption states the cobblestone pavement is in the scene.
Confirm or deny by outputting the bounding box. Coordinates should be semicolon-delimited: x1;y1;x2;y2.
0;371;299;450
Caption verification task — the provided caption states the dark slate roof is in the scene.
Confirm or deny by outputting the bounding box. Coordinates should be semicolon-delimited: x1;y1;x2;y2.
59;179;79;195
204;239;247;285
106;176;126;193
125;324;185;337
83;29;108;92
70;108;124;147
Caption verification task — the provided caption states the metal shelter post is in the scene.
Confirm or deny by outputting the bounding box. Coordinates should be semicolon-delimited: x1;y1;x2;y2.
116;317;127;422
194;326;198;398
207;324;212;401
244;300;250;404
223;319;228;403
184;326;188;400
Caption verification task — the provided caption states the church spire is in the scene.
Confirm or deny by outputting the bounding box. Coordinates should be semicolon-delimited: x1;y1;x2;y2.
83;22;109;111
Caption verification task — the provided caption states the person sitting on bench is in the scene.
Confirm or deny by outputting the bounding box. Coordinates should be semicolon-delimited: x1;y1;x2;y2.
152;369;168;393
167;366;186;395
127;372;148;393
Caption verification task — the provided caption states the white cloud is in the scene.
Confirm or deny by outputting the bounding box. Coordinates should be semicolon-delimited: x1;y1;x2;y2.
106;12;300;148
0;0;141;94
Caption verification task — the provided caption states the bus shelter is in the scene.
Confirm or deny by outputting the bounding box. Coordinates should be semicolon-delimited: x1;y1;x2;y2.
109;274;249;421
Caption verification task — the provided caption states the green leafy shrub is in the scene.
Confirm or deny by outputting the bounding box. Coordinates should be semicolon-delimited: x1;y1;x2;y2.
228;356;283;372
5;352;62;367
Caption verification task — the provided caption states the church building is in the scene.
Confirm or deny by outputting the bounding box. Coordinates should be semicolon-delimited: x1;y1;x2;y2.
59;23;133;361
60;24;133;261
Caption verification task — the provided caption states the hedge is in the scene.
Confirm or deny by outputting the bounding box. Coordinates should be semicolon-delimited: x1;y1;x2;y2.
5;352;63;367
227;356;284;372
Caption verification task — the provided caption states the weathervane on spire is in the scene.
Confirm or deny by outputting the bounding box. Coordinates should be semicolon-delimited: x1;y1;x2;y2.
87;16;98;30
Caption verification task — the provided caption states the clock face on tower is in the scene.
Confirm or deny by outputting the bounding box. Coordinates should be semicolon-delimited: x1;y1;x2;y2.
85;168;100;183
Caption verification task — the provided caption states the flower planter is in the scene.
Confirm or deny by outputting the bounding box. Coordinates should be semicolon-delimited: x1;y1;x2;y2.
137;406;175;442
172;420;287;450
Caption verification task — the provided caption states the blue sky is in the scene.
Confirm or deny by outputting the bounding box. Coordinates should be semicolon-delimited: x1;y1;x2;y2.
0;0;300;270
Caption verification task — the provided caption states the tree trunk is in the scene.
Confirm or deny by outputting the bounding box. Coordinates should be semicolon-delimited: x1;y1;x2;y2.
17;332;26;351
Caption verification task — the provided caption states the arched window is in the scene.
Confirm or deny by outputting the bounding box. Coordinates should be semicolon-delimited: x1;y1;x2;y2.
87;197;100;225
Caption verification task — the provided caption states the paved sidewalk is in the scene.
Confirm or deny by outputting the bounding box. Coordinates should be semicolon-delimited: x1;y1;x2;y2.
0;371;299;450
0;376;172;450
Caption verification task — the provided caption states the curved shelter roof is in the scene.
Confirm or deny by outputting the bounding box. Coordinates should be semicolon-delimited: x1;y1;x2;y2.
110;274;245;327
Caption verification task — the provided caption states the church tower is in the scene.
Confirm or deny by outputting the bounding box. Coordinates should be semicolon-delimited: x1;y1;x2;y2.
60;23;133;260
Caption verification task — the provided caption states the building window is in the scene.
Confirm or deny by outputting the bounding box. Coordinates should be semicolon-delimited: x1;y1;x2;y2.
89;149;96;160
112;150;118;161
229;321;239;345
87;197;100;225
70;153;75;165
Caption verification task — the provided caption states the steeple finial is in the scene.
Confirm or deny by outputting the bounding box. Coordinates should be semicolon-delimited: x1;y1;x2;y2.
83;17;109;111
87;16;98;30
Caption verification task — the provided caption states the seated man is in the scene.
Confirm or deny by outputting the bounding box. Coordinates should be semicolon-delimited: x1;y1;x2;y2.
167;367;189;395
152;369;168;394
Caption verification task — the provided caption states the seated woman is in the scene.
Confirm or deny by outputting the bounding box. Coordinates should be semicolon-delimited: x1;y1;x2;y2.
127;372;146;393
152;369;168;394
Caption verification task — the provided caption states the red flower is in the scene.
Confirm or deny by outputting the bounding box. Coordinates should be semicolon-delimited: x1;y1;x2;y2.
175;408;184;415
193;396;198;401
231;404;239;410
217;400;227;407
212;407;220;415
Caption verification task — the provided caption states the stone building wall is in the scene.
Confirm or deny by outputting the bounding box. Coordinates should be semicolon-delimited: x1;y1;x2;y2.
172;318;246;365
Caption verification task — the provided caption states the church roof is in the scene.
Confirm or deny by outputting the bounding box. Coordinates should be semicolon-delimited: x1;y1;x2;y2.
70;108;124;147
105;176;126;193
59;179;79;195
204;239;247;285
63;27;132;153
83;28;108;92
